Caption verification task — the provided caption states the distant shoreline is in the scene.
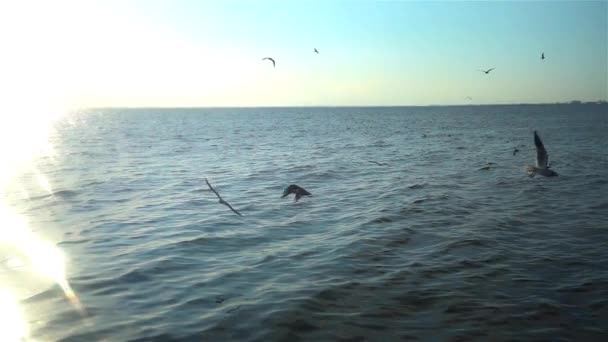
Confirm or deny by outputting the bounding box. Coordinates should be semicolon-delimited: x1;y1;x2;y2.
82;101;608;110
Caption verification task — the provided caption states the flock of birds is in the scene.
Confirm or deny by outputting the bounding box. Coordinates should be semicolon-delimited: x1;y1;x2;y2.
262;50;547;103
203;49;555;215
205;129;558;216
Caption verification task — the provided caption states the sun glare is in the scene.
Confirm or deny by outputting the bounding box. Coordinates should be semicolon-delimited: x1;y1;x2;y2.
0;289;29;342
1;1;86;336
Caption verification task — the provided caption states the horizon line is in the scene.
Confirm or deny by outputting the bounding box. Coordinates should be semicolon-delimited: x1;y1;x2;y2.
76;101;607;110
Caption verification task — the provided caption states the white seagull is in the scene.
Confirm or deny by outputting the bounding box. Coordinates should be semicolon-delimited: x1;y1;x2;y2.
527;131;558;177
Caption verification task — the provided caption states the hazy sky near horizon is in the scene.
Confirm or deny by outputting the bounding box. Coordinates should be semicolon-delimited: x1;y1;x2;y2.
0;0;606;108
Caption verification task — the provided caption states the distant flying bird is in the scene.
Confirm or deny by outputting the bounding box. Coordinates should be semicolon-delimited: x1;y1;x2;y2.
541;52;545;60
314;48;319;54
465;96;473;100
478;162;496;171
526;131;558;177
204;178;242;216
513;148;519;156
368;160;388;166
478;67;495;74
282;184;311;202
262;57;275;68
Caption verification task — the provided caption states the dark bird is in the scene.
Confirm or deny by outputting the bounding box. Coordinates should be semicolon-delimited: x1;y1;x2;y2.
262;57;275;67
478;162;496;171
526;131;558;177
282;184;311;202
541;52;545;60
478;67;495;74
368;161;388;166
513;148;519;156
204;178;242;216
314;48;319;54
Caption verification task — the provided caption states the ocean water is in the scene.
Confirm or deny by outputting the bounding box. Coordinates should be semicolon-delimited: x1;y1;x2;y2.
2;104;608;341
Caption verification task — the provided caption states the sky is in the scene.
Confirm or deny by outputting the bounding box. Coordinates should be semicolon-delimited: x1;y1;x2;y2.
0;0;606;107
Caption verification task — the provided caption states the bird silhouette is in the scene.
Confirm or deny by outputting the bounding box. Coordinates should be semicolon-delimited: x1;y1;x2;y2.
262;57;275;67
478;67;495;74
541;52;545;60
314;48;319;54
282;184;311;202
204;178;242;216
368;161;388;166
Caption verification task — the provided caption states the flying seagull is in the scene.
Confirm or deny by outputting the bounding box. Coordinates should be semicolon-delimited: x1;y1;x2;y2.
314;48;319;54
282;184;311;202
478;162;497;171
368;160;388;166
205;178;242;216
478;67;495;74
262;57;275;68
465;96;473;100
527;131;558;177
541;52;545;60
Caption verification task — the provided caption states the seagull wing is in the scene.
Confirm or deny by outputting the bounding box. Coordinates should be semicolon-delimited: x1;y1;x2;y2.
487;67;495;73
205;178;222;200
534;131;549;168
262;57;275;67
298;187;311;196
222;200;242;216
205;178;242;216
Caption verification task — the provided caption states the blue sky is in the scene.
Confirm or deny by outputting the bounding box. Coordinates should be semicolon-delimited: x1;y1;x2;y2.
1;0;606;107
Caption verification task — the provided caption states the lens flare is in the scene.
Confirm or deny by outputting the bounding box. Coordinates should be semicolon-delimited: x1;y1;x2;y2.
0;205;85;309
0;289;29;342
35;173;54;196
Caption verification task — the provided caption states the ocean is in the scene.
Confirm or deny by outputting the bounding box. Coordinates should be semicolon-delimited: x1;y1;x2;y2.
2;104;607;341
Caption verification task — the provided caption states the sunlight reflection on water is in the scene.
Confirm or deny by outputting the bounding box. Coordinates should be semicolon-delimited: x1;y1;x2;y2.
0;104;85;341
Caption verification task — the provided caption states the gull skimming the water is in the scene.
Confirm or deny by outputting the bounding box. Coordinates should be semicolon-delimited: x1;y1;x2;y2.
282;184;311;202
478;67;495;74
527;131;558;177
262;57;275;67
205;178;242;216
368;160;388;166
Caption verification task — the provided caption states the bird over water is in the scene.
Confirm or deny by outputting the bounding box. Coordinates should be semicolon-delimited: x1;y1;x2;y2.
282;184;312;202
527;131;558;177
205;178;242;216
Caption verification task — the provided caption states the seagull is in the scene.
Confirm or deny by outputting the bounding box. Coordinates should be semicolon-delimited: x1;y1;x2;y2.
465;96;473;100
368;160;388;166
478;67;495;74
513;148;519;156
541;52;545;60
478;162;496;171
204;178;242;216
527;131;558;177
314;48;319;54
262;57;275;68
282;184;311;202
